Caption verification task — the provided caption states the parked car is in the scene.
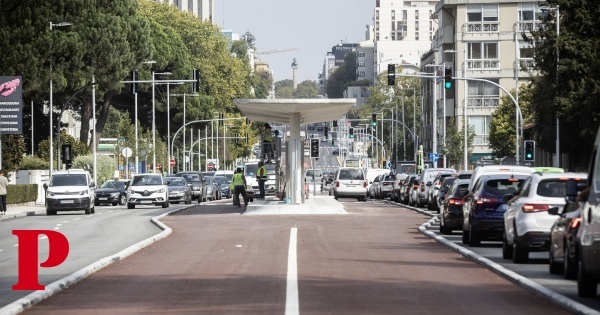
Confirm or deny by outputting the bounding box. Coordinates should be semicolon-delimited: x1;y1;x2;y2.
94;179;128;206
213;175;231;198
502;172;587;263
377;174;395;199
462;173;529;246
126;174;169;209
418;168;456;208
390;173;409;202
576;125;600;297
44;169;96;215
174;171;204;203
366;169;390;194
215;170;234;183
368;174;381;199
548;193;587;279
409;179;421;207
202;171;216;178
333;167;368;201
436;176;457;211
428;171;457;211
468;165;533;193
166;177;192;204
400;175;418;205
456;170;474;180
203;175;221;201
439;179;471;235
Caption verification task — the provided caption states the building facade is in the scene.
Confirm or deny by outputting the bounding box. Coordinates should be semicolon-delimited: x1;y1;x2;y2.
425;0;541;167
152;0;214;22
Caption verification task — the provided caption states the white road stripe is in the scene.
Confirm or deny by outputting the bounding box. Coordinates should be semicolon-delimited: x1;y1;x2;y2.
285;227;299;315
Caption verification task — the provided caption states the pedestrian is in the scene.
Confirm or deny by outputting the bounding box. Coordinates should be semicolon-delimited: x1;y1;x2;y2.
0;170;7;215
257;161;267;199
232;168;248;208
261;123;273;162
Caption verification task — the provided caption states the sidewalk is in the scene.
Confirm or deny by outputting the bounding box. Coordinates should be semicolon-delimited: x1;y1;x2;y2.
2;202;46;220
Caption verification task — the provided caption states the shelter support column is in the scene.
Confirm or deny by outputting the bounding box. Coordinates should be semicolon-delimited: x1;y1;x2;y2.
289;112;302;204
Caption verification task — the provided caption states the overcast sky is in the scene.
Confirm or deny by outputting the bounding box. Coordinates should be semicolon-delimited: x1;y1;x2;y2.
214;0;374;83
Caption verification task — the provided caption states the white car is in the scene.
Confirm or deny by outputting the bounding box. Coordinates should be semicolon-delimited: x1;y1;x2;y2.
44;169;96;215
502;172;587;263
333;167;367;202
418;168;456;208
127;174;169;209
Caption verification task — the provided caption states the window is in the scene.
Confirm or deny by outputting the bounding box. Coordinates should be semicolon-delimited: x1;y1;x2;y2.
430;21;433;31
415;21;419;31
376;10;379;20
391;10;395;20
357;51;365;57
469;116;491;135
519;41;534;59
415;10;419;19
467;4;498;22
518;3;540;21
391;21;395;31
415;32;419;41
391;32;395;40
468;42;498;60
376;21;379;31
402;10;408;20
468;80;499;107
358;61;365;67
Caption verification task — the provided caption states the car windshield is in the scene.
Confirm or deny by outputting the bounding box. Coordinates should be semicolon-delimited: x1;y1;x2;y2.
306;170;322;177
440;178;456;190
339;169;364;180
50;174;87;187
245;164;258;177
483;178;525;197
383;175;394;181
536;179;586;197
181;174;200;182
214;176;228;185
100;181;125;189
167;179;187;187
132;175;162;186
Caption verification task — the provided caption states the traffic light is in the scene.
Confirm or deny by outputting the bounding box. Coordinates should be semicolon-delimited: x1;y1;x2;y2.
324;126;329;139
310;138;320;158
524;140;535;161
332;120;338;128
444;67;452;89
62;144;72;169
192;69;200;92
131;70;138;94
146;110;152;124
349;128;354;138
372;113;377;127
387;64;396;86
331;140;335;147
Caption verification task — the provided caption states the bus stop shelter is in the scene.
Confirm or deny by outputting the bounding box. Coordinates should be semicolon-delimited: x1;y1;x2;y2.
234;99;356;204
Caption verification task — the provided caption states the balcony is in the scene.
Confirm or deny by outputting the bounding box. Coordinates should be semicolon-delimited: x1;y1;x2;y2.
473;135;490;146
517;21;541;32
468;97;500;107
465;22;499;34
467;59;500;71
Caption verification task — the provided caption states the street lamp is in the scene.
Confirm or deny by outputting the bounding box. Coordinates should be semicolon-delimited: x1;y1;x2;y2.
49;21;71;176
170;93;199;174
152;71;171;173
540;5;560;167
133;60;156;174
444;49;468;170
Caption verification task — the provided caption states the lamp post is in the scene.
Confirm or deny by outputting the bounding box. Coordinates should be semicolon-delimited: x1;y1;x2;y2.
151;71;171;173
170;93;199;174
541;5;560;167
49;21;71;176
444;49;468;170
134;60;156;174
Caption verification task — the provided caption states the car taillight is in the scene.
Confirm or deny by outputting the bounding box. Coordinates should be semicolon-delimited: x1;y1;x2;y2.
571;217;581;229
474;195;498;204
413;184;419;189
335;181;339;188
449;198;464;205
522;204;549;213
382;182;389;186
363;181;368;188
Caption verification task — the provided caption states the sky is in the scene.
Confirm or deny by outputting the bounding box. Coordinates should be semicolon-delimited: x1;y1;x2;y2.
214;0;375;83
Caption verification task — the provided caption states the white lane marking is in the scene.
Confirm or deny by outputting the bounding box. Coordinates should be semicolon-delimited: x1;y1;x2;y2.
285;227;299;315
53;227;60;230
73;218;82;221
56;224;62;227
62;221;69;223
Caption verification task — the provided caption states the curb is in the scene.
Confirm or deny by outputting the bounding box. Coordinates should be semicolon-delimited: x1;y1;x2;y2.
0;205;194;315
384;200;600;315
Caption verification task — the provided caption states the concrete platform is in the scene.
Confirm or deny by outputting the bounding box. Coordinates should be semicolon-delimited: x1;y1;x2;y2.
244;195;347;215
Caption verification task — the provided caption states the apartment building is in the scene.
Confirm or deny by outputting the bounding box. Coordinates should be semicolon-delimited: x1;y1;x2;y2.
424;0;541;167
374;0;438;77
152;0;214;22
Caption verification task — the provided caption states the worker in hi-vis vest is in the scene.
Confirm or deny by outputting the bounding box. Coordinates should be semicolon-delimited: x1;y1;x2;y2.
232;168;248;207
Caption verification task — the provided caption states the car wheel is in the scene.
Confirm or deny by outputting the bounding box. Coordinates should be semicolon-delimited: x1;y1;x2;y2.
512;233;529;263
91;205;96;214
334;194;338;200
563;245;577;280
185;198;191;205
162;201;169;208
112;202;118;206
127;203;135;209
468;221;481;247
440;218;452;235
85;204;92;215
577;260;598;297
549;249;562;275
94;201;100;207
46;208;57;216
502;232;513;260
119;195;127;205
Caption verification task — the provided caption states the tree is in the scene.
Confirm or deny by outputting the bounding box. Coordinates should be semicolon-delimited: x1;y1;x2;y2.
325;52;358;98
1;135;27;172
242;31;256;50
489;84;535;158
73;154;117;185
528;0;600;169
37;131;91;169
440;117;476;169
294;81;319;99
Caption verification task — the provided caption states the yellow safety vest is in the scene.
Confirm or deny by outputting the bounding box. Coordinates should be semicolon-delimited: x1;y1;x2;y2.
258;166;267;179
233;173;244;185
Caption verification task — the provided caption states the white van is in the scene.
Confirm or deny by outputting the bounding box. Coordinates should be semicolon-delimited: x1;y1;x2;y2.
44;169;96;215
244;161;277;198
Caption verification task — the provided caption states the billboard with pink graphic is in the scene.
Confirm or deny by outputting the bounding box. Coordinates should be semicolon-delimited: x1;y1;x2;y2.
0;76;23;134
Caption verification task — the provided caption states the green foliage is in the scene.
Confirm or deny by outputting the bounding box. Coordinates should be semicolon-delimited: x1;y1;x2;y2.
489;84;535;158
19;156;49;170
1;135;27;172
73;154;117;184
252;70;273;99
528;0;600;168
7;184;38;205
326;52;359;98
440;117;476;169
273;80;319;99
37;130;91;168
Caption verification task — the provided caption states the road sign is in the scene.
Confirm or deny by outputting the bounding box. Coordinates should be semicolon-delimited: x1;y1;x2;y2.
169;159;175;167
208;162;214;170
121;147;132;158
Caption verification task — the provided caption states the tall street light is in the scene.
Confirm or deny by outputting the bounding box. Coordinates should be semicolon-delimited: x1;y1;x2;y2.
444;49;468;170
541;5;560;167
151;71;171;173
134;60;156;174
49;21;71;176
170;93;199;174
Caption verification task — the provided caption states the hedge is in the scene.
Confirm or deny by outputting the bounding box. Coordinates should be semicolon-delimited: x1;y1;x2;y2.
7;184;38;205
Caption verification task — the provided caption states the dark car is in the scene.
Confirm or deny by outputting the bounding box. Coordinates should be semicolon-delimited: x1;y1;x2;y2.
429;172;457;211
203;175;221;201
307;125;315;130
436;176;457;211
94;179;128;206
174;171;204;203
213;175;231;198
400;175;419;205
439;179;470;235
166;177;192;204
549;202;583;279
462;174;528;246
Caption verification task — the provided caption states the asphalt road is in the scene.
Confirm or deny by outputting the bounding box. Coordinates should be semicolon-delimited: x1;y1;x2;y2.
24;198;568;314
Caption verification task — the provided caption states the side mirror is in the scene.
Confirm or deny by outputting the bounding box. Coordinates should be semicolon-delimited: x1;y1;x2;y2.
548;206;560;215
43;183;48;190
165;180;170;185
90;182;96;188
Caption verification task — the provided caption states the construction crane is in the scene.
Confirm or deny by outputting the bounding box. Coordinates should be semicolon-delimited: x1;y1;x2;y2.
255;47;299;55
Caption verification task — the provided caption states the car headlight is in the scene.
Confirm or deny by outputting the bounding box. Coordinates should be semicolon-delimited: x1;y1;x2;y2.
127;189;134;194
192;185;200;190
78;190;86;195
111;192;120;197
158;188;165;193
47;191;55;197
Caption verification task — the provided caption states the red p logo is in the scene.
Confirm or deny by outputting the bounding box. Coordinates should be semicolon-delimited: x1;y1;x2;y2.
12;230;69;290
